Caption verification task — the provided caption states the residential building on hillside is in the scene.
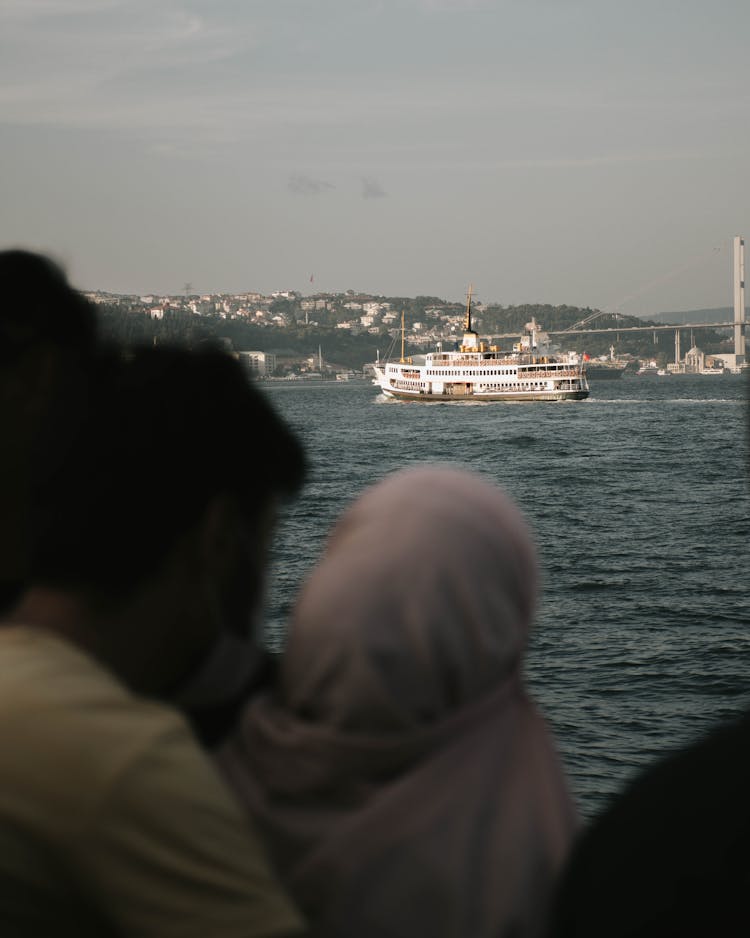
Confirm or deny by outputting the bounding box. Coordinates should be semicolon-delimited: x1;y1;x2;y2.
237;351;276;376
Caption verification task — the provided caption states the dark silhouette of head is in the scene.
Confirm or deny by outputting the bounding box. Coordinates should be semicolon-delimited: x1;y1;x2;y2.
0;250;96;359
548;712;750;938
23;345;306;699
0;249;97;611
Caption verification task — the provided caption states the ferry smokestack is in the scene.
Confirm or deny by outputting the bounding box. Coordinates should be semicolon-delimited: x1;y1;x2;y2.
733;235;746;361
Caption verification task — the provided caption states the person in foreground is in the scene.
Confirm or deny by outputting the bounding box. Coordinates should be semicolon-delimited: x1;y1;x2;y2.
0;249;97;613
220;465;578;938
547;710;750;938
0;346;306;936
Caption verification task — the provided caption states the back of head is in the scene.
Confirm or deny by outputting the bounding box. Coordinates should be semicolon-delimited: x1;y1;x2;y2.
282;466;538;732
28;345;305;609
549;712;750;938
223;468;574;938
0;250;97;611
0;249;96;360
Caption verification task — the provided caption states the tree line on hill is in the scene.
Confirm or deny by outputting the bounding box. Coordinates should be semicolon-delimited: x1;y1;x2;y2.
96;300;733;372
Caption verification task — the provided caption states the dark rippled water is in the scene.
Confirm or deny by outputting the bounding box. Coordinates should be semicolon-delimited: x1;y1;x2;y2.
261;375;750;818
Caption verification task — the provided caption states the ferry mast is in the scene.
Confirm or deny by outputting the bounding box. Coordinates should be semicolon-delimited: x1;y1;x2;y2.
464;283;474;332
461;283;480;352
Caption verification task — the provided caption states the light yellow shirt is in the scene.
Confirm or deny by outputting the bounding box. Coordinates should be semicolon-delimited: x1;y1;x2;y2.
0;626;303;938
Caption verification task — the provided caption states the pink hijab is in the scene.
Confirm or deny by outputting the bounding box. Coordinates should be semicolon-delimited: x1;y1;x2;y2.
220;466;577;938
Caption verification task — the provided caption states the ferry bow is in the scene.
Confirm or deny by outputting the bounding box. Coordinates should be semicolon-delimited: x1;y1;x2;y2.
372;287;589;402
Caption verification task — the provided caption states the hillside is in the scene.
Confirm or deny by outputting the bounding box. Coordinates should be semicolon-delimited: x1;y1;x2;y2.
96;295;735;373
642;307;744;325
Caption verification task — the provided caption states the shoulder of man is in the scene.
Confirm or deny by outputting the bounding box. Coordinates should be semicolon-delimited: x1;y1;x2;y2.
0;627;304;938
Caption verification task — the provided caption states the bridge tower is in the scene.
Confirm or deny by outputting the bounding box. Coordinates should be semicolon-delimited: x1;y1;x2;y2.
733;235;746;363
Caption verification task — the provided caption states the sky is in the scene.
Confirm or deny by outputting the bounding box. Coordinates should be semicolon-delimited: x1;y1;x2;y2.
1;0;749;315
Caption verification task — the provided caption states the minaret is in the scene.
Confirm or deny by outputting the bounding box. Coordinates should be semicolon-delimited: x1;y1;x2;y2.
733;235;746;362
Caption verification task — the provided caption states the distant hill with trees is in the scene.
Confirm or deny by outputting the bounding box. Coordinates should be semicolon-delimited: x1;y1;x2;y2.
96;304;390;370
643;307;745;325
96;297;735;372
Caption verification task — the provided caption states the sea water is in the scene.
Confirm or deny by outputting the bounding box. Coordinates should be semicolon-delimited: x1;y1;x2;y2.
261;375;750;817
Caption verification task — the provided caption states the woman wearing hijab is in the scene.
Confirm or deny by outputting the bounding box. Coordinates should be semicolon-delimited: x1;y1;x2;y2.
220;466;578;938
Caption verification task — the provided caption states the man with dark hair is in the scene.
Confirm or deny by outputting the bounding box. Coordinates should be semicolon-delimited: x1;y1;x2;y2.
0;249;97;612
0;345;306;936
0;249;96;351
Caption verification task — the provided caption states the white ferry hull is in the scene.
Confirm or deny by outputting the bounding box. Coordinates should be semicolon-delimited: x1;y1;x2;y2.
378;385;588;402
373;363;589;403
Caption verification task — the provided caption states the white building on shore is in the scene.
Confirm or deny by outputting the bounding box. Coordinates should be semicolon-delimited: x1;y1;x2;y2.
237;350;276;376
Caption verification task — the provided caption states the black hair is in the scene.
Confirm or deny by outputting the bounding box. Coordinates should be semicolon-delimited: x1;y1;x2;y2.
0;250;98;612
0;249;96;360
28;345;305;596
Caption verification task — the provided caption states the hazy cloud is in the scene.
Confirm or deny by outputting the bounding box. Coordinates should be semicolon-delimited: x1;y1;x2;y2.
1;0;747;310
0;0;122;17
413;0;493;10
361;176;387;199
288;174;335;195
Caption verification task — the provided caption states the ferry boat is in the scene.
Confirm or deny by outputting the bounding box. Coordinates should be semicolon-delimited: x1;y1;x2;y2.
372;287;589;402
